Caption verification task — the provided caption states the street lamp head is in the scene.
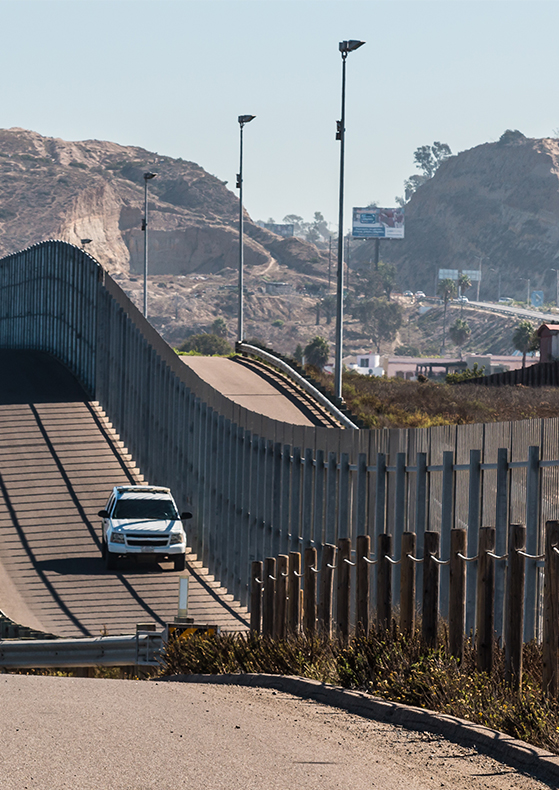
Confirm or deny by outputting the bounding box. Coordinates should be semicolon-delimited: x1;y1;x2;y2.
339;40;365;54
238;115;256;126
144;172;157;181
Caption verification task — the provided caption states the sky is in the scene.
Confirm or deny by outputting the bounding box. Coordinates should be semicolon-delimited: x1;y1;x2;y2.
1;0;559;229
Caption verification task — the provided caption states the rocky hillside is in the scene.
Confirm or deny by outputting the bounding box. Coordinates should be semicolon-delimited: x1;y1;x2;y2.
352;132;559;303
0;127;326;276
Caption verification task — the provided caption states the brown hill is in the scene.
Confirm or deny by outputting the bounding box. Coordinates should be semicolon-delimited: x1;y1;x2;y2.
352;133;559;302
0;127;326;276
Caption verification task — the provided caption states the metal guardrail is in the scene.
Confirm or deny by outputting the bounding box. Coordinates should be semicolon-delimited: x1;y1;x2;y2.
0;632;163;669
237;342;359;430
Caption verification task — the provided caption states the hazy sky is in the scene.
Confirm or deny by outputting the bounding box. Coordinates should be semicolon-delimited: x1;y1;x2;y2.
2;0;558;228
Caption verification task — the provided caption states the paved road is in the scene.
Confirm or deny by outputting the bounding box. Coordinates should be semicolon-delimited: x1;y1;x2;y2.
181;356;315;426
0;675;550;790
467;300;557;324
0;350;248;636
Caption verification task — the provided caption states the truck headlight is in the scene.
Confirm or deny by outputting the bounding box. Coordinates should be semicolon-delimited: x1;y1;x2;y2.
110;532;125;544
170;532;184;545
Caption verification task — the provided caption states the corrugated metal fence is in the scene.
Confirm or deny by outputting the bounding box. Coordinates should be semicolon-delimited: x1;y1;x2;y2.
1;241;558;640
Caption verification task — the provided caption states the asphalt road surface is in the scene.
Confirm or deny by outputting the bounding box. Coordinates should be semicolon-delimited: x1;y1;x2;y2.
0;350;247;636
0;675;551;790
180;356;315;425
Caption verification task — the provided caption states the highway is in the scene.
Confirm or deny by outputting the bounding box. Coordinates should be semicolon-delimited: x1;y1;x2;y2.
0;350;248;637
459;299;557;323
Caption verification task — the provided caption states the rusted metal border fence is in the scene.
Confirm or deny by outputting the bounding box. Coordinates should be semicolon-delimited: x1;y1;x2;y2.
1;242;559;643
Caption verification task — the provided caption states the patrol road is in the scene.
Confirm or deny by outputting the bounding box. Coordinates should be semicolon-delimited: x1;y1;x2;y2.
0;675;550;790
0;350;248;637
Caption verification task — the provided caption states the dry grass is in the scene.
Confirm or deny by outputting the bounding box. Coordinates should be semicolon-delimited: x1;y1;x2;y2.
311;370;559;429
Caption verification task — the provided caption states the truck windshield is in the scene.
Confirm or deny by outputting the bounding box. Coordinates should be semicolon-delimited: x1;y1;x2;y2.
113;499;179;520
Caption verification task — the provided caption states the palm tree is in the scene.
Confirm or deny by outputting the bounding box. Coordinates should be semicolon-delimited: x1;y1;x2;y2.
449;318;471;359
458;272;472;316
437;278;457;352
512;320;539;368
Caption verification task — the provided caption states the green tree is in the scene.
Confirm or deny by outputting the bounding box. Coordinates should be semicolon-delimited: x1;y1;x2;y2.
304;336;330;368
512;320;539;369
354;297;403;353
457;272;472;316
178;333;233;356
320;294;337;325
211;318;228;338
293;343;304;364
404;141;452;200
449;318;471;358
437;278;457;352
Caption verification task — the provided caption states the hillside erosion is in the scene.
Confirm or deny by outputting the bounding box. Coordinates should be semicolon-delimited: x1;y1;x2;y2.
0;127;326;276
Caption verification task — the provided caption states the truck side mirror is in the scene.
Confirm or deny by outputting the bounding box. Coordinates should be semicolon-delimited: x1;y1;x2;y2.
98;509;110;519
180;511;193;520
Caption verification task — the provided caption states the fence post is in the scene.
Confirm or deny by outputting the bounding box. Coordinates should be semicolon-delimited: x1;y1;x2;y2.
303;547;317;636
262;557;276;638
250;560;263;634
440;451;454;620
449;529;466;661
524;446;540;642
319;543;337;637
288;551;301;634
356;534;370;635
377;533;392;630
400;532;416;636
476;527;495;674
466;449;481;636
505;524;525;688
336;538;351;642
422;531;439;648
543;520;559;696
274;554;288;639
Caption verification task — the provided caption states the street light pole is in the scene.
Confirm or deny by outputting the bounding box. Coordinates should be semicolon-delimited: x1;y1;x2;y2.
474;254;483;301
236;114;256;344
334;39;365;402
142;172;156;318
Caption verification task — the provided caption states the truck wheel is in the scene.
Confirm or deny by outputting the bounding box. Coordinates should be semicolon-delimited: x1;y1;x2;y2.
106;552;118;571
173;554;186;572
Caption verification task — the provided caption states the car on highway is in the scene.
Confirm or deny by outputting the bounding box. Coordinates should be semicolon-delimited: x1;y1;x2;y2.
414;290;426;300
98;485;192;571
403;290;414;297
498;296;514;303
454;295;469;303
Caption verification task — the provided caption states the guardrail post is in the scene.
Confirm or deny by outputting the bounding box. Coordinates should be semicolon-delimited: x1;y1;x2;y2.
319;543;336;637
288;551;301;634
476;527;495;674
274;554;288;639
449;528;466;661
505;524;525;688
262;557;276;638
543;520;559;696
250;561;262;634
303;547;317;636
356;534;370;635
336;538;351;642
376;533;392;630
400;532;416;636
422;531;439;648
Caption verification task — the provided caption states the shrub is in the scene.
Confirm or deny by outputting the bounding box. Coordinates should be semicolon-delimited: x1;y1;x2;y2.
177;333;233;356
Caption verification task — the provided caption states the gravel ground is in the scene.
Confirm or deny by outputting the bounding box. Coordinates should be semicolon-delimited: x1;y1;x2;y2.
0;675;552;789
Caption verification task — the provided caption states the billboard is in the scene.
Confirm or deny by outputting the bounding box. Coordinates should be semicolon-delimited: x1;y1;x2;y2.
262;222;294;237
352;207;404;239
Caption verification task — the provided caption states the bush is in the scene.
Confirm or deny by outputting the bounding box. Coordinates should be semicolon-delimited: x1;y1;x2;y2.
177;333;233;356
272;319;284;328
446;363;485;384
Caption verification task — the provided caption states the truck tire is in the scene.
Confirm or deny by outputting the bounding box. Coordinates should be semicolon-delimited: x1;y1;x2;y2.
173;554;186;572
